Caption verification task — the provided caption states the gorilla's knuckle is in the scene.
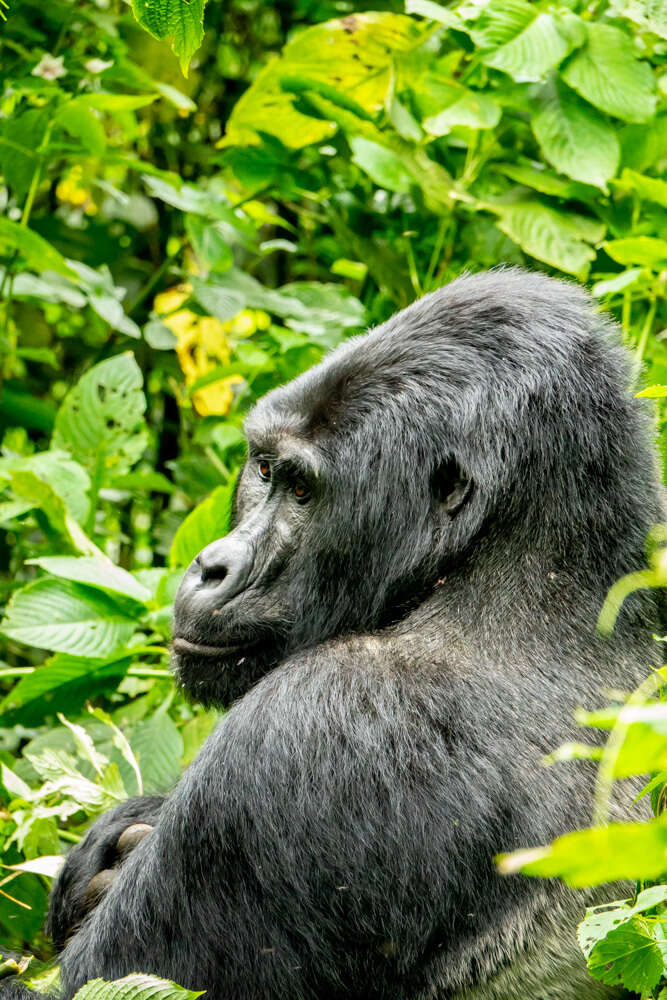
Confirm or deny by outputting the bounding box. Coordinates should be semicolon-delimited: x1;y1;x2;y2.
116;823;154;859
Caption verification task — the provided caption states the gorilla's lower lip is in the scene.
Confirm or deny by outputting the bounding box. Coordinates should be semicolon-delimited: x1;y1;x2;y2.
172;636;245;658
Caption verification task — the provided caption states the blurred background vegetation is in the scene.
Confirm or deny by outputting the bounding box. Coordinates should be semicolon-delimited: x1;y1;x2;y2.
0;0;666;993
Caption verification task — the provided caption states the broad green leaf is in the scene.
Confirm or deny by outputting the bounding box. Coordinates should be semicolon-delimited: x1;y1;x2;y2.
482;13;582;83
53;353;147;484
533;81;619;189
186;217;234;272
188;276;245;322
0;653;131;725
73;974;204;1000
131;713;183;794
493;201;604;279
55;104;106;157
494;162;588;198
130;0;207;76
8;470;99;556
587;919;665;994
405;0;461;28
497;816;667;886
423;91;500;135
0;449;91;525
615;168;667;208
0;109;49;200
78;94;159;112
169;481;236;568
0;218;77;279
604;237;667;267
1;579;136;657
562;23;656;123
468;0;535;48
224;14;427;148
349;137;414;193
28;557;151;604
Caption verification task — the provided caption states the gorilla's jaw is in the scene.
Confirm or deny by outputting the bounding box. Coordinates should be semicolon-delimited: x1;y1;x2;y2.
171;636;283;708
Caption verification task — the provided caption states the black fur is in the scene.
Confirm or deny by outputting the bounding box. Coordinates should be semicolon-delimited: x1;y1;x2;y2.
4;269;664;1000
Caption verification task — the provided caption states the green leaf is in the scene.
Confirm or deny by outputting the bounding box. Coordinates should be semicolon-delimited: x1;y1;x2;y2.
0;449;91;525
578;886;667;958
610;0;667;38
1;579;136;657
561;23;656;123
0;218;77;279
53;353;147;484
0;653;131;726
27;557;151;604
72;974;204;1000
494;162;588;198
497;816;667;887
55;104;106;157
349;137;414;193
532;81;619;190
130;0;207;76
188;276;245;322
186;217;234;272
423;90;500;135
493;200;604;279
615;168;667;208
224;13;427;148
586;919;665;994
592;268;643;297
468;0;535;48
637;385;667;398
169;481;236;568
7;469;99;556
482;12;582;83
405;0;461;28
604;237;667;267
0;109;49;200
130;714;183;794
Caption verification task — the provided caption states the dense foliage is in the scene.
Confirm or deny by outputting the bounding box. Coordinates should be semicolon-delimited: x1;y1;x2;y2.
0;0;665;994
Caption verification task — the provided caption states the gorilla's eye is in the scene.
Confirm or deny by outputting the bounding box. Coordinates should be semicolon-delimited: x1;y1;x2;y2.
258;461;272;481
293;480;311;504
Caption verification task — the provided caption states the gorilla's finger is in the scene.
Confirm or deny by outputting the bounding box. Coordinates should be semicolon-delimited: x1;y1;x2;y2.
116;823;153;859
83;869;115;911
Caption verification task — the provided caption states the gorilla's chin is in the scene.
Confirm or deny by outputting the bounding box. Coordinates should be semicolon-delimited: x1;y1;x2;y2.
171;639;277;708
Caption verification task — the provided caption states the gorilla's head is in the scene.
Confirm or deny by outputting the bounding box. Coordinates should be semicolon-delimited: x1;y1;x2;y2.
172;269;660;706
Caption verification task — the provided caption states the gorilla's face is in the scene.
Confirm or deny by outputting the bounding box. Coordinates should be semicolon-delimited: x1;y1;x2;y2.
172;341;475;707
172;427;323;705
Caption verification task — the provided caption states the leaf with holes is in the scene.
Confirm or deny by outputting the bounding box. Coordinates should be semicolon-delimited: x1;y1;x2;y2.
53;353;148;486
1;579;136;657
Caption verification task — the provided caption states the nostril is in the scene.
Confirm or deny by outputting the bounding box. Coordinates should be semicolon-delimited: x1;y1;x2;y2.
200;561;228;585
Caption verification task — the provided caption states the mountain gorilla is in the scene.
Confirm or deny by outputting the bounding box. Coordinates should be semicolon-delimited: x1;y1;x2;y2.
4;269;665;1000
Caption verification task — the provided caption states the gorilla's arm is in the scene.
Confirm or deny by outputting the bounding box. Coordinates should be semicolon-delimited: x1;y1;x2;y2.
48;637;567;1000
47;797;166;951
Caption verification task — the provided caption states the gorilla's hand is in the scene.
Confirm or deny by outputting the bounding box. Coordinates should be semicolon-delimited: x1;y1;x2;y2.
47;796;165;950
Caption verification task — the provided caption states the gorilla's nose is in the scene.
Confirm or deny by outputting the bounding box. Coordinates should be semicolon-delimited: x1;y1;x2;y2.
189;535;253;605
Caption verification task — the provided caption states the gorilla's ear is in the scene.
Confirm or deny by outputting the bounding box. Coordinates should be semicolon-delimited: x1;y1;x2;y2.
432;457;472;516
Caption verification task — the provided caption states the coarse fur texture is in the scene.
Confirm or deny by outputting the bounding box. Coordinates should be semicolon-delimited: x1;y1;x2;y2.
3;268;665;1000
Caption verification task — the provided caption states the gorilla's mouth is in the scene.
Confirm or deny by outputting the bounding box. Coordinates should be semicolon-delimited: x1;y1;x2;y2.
172;636;248;658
